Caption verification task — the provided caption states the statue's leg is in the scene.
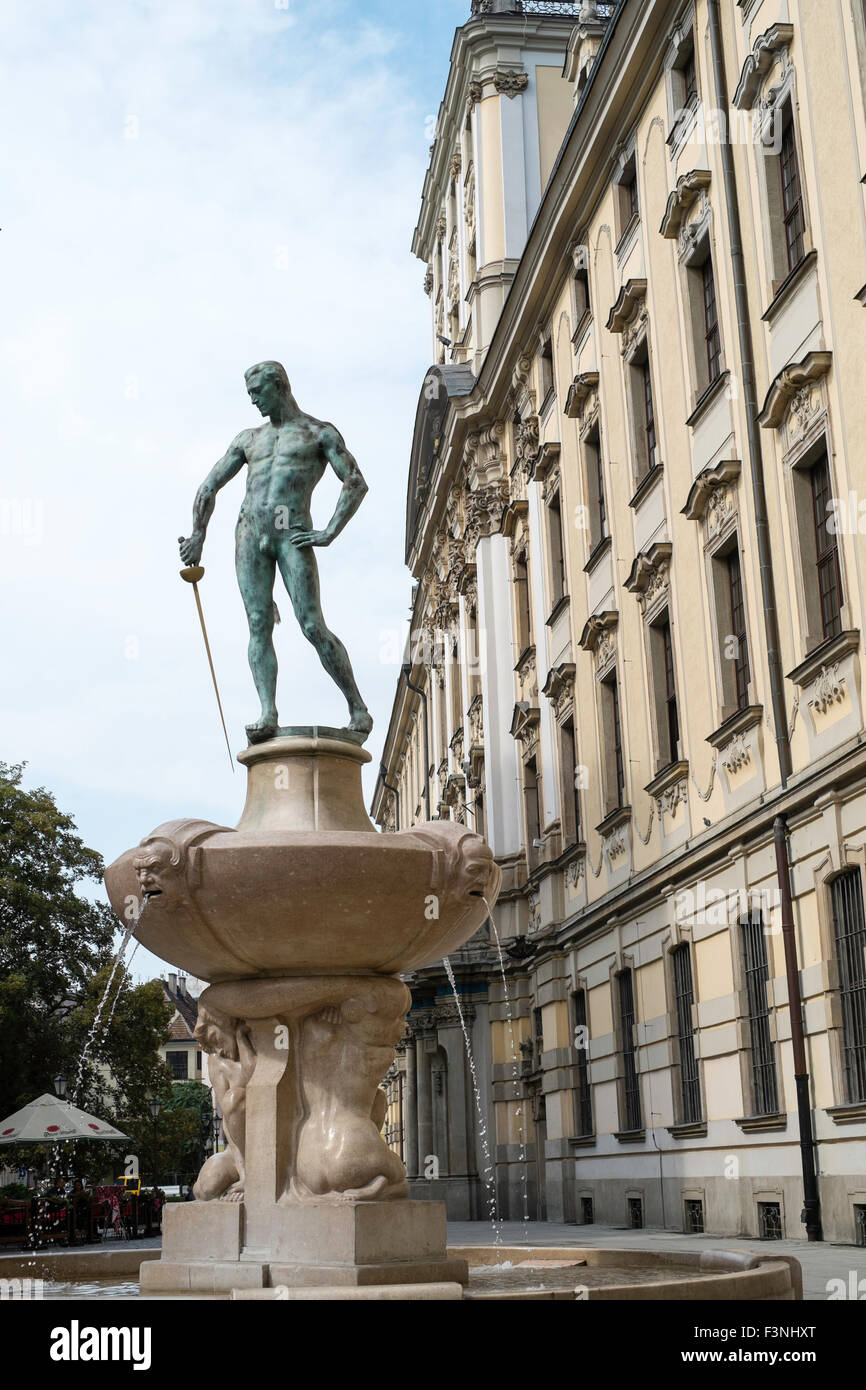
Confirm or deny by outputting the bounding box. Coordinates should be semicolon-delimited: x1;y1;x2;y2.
276;540;372;735
236;517;279;739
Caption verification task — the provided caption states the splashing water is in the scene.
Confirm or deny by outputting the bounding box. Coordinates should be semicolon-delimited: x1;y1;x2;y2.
442;956;502;1247
485;898;531;1243
101;940;141;1040
72;898;149;1105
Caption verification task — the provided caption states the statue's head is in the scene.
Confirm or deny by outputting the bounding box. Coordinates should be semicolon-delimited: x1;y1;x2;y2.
245;361;290;417
194;1003;238;1060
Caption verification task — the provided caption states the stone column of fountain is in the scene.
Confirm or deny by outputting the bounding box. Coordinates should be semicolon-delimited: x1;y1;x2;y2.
105;733;500;1292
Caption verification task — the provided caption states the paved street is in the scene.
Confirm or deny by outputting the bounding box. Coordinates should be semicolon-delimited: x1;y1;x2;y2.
447;1220;866;1301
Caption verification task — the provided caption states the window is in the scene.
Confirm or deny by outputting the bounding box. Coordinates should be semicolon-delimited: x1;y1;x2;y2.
741;912;780;1116
523;757;542;869
539;336;555;409
614;148;639;245
581;1196;594;1225
649;610;680;769
572;251;591;338
830;871;866;1104
583;423;607;554
533;1006;544;1067
618;969;642;1132
702;258;721;386
779;107;805;273
673;945;702;1124
601;671;626;813
671;29;698;114
626;344;658;481
474;792;484;840
166;1050;188;1081
628;1196;644;1229
710;536;751;715
559;717;581;845
514;552;533;655
547;490;567;608
810;452;843;641
856;1205;866;1249
573;990;593;1137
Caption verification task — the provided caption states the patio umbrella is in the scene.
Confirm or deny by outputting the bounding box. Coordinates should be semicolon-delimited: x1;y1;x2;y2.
0;1094;130;1144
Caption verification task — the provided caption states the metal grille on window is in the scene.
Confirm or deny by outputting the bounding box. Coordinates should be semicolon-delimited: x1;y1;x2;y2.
855;1205;866;1248
684;1199;704;1234
758;1201;783;1240
628;1197;643;1229
619;970;642;1131
831;871;866;1103
673;945;701;1124
582;1196;594;1225
811;453;843;641
574;990;593;1136
742;912;780;1116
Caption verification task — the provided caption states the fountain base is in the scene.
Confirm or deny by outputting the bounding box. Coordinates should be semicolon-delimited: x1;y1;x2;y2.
140;1200;468;1292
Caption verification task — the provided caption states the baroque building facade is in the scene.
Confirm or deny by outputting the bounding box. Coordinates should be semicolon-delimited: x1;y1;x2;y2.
373;0;866;1242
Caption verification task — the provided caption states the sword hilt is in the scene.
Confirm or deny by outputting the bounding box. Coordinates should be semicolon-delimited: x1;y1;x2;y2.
180;565;205;584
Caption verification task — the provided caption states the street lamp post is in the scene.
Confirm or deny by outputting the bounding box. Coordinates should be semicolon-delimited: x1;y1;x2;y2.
149;1098;161;1193
53;1074;67;1100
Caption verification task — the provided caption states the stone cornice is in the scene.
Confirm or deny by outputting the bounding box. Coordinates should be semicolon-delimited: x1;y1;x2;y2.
564;370;599;420
659;169;712;239
733;23;795;110
605;277;647;334
681;458;741;522
758;351;832;429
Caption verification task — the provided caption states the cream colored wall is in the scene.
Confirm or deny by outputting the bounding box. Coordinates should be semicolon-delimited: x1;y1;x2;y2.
535;65;573;189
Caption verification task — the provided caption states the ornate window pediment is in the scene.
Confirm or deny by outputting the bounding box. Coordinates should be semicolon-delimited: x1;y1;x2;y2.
625;542;672;617
579;610;618;678
542;662;576;722
733;24;794;110
682;458;741;533
565;371;600;430
758;351;832;432
659;169;711;239
606;278;649;362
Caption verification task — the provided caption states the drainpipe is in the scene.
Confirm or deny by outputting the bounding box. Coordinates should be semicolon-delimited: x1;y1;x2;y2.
707;2;821;1240
379;764;401;832
706;0;791;787
774;815;823;1241
403;664;432;821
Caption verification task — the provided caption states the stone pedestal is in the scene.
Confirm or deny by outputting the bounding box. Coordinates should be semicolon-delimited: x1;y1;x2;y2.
106;732;499;1298
140;1200;467;1292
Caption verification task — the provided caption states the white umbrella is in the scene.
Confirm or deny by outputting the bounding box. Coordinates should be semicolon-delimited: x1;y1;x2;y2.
0;1094;130;1144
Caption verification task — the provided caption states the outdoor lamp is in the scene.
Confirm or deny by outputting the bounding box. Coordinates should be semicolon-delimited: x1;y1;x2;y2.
149;1097;161;1120
53;1073;67;1100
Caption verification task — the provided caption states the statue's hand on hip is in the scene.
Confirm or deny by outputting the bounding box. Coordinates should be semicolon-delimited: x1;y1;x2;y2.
291;530;332;550
179;533;204;566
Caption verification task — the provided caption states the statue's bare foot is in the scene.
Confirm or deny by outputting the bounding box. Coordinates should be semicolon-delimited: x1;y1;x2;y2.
348;705;373;739
246;713;278;745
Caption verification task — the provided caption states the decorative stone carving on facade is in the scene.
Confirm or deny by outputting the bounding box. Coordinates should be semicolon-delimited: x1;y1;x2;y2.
758;352;832;431
659;169;712;240
435;213;447;243
515;414;540;477
466;78;484;109
541;662;576;722
465;421;506;490
533;441;561;494
449;151;462;183
526;889;541;935
494;69;529;98
464;479;510;549
435;289;445;341
656;779;688;818
733;23;795;109
682;458;741;525
510;351;537;418
464;162;476;252
447;243;460;313
467;693;484;788
606;278;648;362
580;611;618;678
515;645;538;704
564;370;600;426
808;665;846;717
434;997;475;1028
721;733;752;774
603;824;628;865
450;725;465;771
424;265;434;297
625;542;672;616
566;857;585;889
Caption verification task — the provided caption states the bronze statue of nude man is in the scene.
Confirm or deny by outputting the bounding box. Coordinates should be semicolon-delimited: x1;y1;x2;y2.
179;362;373;744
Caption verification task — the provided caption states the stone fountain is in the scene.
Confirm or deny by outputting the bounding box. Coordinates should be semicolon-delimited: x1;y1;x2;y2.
104;364;501;1294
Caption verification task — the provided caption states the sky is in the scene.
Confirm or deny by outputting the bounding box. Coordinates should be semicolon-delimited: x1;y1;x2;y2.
0;0;471;985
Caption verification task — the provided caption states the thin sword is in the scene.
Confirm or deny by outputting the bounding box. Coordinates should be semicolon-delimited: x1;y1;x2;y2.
179;563;235;772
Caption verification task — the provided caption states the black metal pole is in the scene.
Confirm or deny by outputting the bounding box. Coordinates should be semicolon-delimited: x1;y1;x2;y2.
152;1117;158;1193
774;815;823;1240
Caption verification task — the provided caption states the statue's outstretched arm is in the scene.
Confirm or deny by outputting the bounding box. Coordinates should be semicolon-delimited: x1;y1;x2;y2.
291;425;368;551
179;434;248;567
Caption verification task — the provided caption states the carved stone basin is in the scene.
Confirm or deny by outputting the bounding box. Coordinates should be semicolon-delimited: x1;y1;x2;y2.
104;734;501;983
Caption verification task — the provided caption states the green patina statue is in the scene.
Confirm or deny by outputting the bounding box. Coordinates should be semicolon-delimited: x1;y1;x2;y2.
179;362;373;745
